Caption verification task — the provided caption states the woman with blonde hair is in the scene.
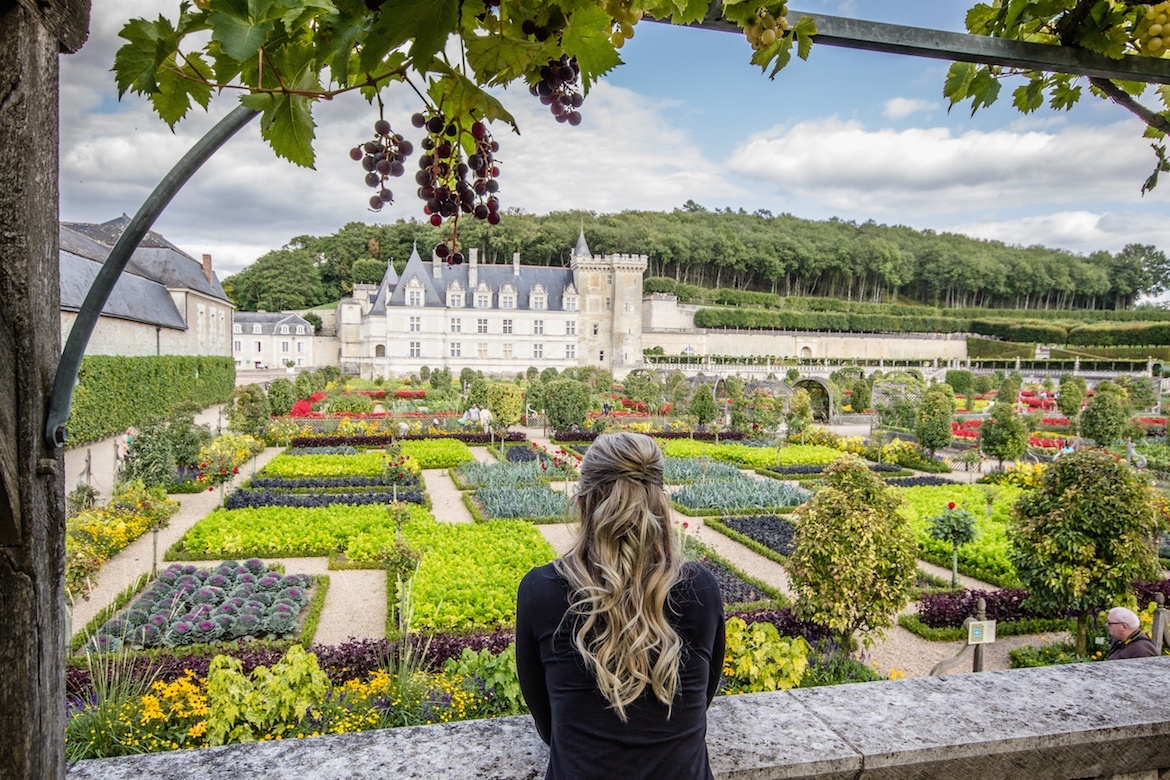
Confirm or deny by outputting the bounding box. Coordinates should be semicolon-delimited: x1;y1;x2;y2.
516;432;725;780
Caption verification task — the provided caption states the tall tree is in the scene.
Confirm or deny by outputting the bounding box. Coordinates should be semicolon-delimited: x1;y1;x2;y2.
914;384;955;457
1011;448;1160;656
1080;380;1129;447
980;398;1029;467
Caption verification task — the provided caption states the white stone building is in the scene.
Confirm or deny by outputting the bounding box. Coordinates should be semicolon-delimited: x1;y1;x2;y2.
232;312;318;370
59;217;234;357
338;233;647;379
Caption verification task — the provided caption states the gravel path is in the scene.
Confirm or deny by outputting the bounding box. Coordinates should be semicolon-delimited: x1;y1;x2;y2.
424;469;474;523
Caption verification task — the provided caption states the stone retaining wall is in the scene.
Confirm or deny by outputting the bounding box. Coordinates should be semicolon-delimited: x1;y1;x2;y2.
70;657;1170;779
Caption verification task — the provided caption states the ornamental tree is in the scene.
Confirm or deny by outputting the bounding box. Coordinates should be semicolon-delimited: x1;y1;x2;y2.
787;455;917;650
785;388;814;436
228;384;270;436
850;378;871;413
486;381;523;430
688;384;719;428
980;396;1029;467
1010;447;1161;656
544;378;592;431
1080;380;1129;446
1057;373;1086;421
927;502;977;588
914;383;955;457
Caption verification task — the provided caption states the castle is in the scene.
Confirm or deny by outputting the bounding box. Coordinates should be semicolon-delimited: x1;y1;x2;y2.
337;233;647;379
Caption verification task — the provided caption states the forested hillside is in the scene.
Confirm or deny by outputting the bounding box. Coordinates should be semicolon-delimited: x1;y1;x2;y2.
223;204;1170;313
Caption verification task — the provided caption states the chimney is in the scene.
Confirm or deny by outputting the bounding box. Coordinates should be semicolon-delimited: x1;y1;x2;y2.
513;251;520;277
202;253;213;283
468;247;478;289
432;248;443;280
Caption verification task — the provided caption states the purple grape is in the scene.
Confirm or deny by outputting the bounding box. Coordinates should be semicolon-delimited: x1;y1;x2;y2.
374;119;391;135
349;147;363;161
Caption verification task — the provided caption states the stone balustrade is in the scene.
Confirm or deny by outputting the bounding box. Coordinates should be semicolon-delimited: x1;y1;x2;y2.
70;657;1170;779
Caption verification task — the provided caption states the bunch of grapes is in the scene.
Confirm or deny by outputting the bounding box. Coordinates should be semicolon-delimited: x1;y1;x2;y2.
529;56;584;125
411;112;502;264
1135;2;1170;55
743;4;789;50
349;119;414;211
605;0;643;49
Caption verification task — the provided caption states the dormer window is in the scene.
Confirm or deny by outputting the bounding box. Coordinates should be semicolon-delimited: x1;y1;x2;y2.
252;324;262;334
233;324;242;334
406;278;424;307
500;283;516;310
295;325;305;335
446;282;465;308
531;283;547;311
280;325;290;334
563;284;579;311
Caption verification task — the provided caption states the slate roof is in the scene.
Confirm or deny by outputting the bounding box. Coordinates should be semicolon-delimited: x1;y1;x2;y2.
59;218;233;330
369;255;403;316
61;216;231;302
233;312;313;335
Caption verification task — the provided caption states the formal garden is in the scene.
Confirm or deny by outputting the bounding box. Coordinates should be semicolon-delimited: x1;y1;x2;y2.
62;364;1170;760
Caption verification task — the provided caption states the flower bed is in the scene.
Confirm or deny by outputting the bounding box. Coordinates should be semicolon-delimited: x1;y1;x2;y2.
893;484;1023;586
712;515;797;558
247;475;419;489
672;475;808;514
85;560;315;653
66;482;180;602
398;438;475;469
258;451;416;479
288;432;526;447
286;446;360;456
224;488;425;510
552;430;746;442
657;440;841;469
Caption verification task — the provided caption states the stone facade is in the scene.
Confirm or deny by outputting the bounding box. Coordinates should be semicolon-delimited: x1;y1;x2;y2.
58;219;234;358
337;234;647;379
232;312;318;370
642;295;968;362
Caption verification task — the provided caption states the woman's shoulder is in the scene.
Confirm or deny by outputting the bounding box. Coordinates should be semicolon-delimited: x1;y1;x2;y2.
676;561;722;602
519;561;568;599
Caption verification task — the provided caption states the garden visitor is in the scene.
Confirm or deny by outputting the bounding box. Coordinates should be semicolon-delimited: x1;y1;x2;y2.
1105;607;1159;660
469;404;481;424
396;421;408;438
116;426;137;461
479;407;493;434
602;400;611;416
516;432;725;780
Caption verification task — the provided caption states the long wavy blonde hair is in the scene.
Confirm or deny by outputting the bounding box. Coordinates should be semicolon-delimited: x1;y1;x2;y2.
554;432;683;722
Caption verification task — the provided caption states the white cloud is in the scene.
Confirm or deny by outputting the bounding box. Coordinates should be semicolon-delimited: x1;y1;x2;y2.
883;97;936;119
727;117;1168;217
949;210;1170;256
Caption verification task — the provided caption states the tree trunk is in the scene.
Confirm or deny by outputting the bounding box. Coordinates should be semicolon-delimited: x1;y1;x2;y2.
0;4;86;777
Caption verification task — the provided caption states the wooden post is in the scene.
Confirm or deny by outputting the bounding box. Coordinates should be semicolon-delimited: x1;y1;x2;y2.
1153;594;1168;653
973;597;987;673
0;3;89;776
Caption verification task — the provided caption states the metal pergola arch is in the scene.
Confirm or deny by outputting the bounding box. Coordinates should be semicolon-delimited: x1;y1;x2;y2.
45;5;1170;447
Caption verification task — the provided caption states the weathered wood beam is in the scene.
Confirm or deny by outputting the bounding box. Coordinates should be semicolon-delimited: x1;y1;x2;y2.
668;8;1170;85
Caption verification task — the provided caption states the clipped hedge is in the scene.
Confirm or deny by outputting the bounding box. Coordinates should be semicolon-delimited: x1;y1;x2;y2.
692;307;968;334
67;355;235;446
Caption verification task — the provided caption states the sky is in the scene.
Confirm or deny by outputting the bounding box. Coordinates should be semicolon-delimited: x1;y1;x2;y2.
59;0;1170;282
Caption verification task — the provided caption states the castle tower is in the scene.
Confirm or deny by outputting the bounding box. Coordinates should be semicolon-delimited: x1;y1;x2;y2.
570;230;647;377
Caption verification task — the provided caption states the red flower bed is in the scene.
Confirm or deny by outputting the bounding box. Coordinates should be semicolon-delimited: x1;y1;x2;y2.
354;390;387;399
1029;436;1063;449
394;389;428;399
1040;416;1071;428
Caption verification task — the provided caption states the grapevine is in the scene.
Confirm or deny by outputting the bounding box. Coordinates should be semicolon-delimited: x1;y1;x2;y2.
529;56;584;125
1134;2;1170;56
350;117;414;212
411;111;502;265
605;0;643;49
743;3;790;51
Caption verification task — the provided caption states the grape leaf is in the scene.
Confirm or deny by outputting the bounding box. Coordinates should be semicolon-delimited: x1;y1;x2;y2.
208;1;275;62
1049;78;1081;111
943;61;976;104
666;0;713;25
464;32;547;86
151;54;198;127
314;3;370;86
560;3;622;92
964;3;999;34
967;67;1001;113
114;16;177;97
281;0;337;30
240;67;319;167
428;63;518;131
793;15;816;61
359;0;458;73
1012;76;1045;113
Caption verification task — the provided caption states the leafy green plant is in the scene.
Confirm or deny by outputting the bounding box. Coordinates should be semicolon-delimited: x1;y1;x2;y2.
444;644;527;717
672;475;808;514
721;617;809;694
228;384;270;436
399;439;475;469
455;461;545;489
259;451;407;479
204;645;330;745
476;485;569;521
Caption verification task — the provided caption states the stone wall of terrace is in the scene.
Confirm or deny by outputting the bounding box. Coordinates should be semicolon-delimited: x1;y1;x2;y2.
70;657;1170;780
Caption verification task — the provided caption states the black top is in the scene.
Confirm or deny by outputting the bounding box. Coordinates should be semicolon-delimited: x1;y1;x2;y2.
1107;630;1159;660
516;561;726;780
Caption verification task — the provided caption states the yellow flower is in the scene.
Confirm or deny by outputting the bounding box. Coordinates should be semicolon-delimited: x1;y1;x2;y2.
187;721;208;739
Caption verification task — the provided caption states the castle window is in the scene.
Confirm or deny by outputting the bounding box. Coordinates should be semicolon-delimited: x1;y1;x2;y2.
233;324;242;334
375;344;386;357
280;325;290;334
565;344;576;359
409;341;421;357
451;318;462;334
502;319;513;335
409;316;421;333
533;320;544;336
477;318;488;334
534;343;543;359
566;320;576;336
252;324;262;334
